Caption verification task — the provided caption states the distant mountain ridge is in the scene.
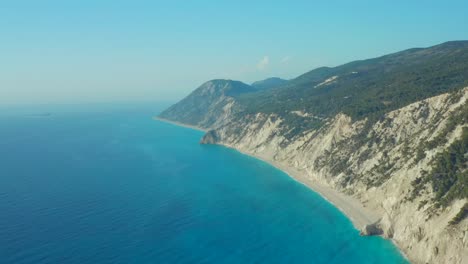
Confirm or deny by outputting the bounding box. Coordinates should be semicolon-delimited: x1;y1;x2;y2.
160;41;468;131
158;79;253;128
251;77;288;90
158;41;468;264
159;77;287;128
238;40;468;121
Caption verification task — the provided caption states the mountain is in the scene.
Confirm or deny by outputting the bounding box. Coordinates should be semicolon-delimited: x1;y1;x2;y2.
158;79;253;129
158;41;468;264
239;41;468;120
251;77;288;90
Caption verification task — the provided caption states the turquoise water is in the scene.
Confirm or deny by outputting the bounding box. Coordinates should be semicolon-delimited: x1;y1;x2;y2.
0;104;408;264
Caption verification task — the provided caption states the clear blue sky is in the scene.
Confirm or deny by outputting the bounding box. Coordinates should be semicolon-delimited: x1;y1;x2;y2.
1;0;467;105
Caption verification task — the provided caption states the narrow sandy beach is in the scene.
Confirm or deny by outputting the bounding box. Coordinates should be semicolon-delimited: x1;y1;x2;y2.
227;149;381;230
153;118;413;262
154;117;208;132
153;118;380;230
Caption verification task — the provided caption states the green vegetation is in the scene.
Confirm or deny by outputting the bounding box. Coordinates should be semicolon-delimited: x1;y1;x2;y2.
415;147;427;163
280;113;324;139
425;101;468;150
162;42;468;210
162;41;468;135
367;154;396;187
159;79;254;127
251;77;288;90
449;202;468;225
412;127;468;206
237;41;468;137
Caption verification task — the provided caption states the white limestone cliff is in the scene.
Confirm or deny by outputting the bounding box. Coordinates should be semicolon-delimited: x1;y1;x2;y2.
200;88;468;264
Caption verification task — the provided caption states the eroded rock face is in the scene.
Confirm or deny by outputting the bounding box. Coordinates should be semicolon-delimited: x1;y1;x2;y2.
360;222;383;236
200;88;468;264
159;80;253;129
161;42;468;263
200;130;219;144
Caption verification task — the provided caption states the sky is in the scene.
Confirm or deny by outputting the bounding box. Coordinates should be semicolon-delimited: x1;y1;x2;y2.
1;0;468;105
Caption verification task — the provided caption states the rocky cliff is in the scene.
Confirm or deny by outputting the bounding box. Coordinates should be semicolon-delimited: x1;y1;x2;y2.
199;88;467;264
159;79;252;129
159;41;468;264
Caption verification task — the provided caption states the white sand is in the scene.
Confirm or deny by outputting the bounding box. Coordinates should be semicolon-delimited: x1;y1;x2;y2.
234;150;381;230
153;118;413;261
154;117;208;132
268;160;379;229
154;118;380;230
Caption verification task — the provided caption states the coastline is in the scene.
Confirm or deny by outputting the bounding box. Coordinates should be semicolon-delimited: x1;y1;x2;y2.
154;117;208;132
220;145;381;229
153;118;379;229
215;143;410;263
153;118;410;262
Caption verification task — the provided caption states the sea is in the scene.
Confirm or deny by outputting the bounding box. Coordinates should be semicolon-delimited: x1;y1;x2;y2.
0;103;408;264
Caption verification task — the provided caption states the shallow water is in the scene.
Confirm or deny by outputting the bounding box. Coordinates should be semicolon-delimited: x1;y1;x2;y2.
0;104;408;263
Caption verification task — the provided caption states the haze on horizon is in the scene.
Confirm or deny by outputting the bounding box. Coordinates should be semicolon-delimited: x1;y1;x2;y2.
1;0;468;105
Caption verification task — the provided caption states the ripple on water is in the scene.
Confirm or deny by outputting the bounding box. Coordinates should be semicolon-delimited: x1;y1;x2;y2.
0;109;408;264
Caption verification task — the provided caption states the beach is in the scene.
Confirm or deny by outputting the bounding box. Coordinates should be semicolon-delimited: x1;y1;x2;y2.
154;118;380;231
154;117;208;132
226;147;380;230
153;118;413;262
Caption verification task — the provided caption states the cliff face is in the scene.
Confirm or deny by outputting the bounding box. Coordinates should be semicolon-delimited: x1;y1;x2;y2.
160;42;468;263
200;88;468;264
159;80;251;129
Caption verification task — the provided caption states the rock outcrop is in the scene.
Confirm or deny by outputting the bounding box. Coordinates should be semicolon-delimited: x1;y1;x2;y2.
200;130;219;144
198;88;468;264
159;42;468;264
360;221;384;236
159;79;252;129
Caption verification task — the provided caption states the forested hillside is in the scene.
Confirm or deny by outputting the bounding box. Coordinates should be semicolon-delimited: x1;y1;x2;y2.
239;41;468;121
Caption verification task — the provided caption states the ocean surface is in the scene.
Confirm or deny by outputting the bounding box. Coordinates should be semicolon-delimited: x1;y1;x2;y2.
0;103;408;264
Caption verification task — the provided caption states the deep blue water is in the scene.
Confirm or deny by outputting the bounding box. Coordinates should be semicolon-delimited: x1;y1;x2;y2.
0;104;408;264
